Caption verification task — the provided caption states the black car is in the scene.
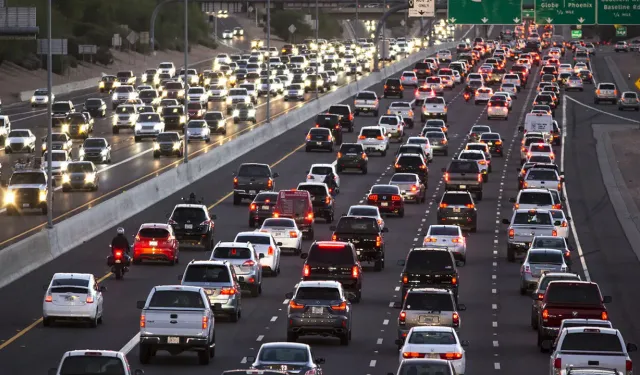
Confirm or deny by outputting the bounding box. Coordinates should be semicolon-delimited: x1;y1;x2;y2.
297;182;335;222
398;247;459;302
534;93;556;109
305;74;325;93
284;280;354;344
233;163;279;205
305;127;334;152
315;114;343;144
436;191;478;233
331;216;388;271
336;143;368;174
383;78;403;98
203;111;227;134
153;132;184;158
300;241;363;301
63;113;94;139
162;106;186;131
327;104;354;132
396;144;428;161
394;154;428;184
413;62;432;80
249;192;279;228
83;98;107;118
168;204;217;250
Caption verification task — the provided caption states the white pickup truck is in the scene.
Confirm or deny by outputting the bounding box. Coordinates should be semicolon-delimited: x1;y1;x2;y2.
354;91;380;116
137;285;216;365
549;327;637;375
502;209;557;262
421;96;448;122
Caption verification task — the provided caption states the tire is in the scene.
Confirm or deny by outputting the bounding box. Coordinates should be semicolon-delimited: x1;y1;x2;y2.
398;209;405;218
114;268;123;280
374;259;383;271
362;167;367;175
250;284;260;297
233;193;241;205
381;150;386;157
287;332;298;342
483;174;488;183
249;219;255;228
153;152;159;159
134;136;140;142
229;308;240;322
507;246;515;262
139;344;152;364
520;285;527;295
43;317;52;327
340;332;350;346
531;311;539;330
470;226;477;233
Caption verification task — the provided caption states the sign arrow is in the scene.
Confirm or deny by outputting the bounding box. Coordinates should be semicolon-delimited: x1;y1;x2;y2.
578;17;585;23
418;10;425;15
546;17;553;23
481;17;489;23
513;17;520;23
449;17;456;23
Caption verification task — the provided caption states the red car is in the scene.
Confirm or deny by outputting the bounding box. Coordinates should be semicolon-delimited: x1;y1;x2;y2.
366;184;405;217
132;223;180;265
187;102;206;119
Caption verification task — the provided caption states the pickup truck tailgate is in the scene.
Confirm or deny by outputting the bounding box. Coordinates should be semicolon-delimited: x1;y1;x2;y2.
558;351;627;370
355;99;377;107
143;308;206;337
512;225;555;242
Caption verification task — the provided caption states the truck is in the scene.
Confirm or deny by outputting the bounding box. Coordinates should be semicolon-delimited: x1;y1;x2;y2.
442;160;484;200
2;163;50;216
537;281;612;352
548;327;636;375
137;285;216;365
421;96;448;122
330;216;388;271
502;208;557;262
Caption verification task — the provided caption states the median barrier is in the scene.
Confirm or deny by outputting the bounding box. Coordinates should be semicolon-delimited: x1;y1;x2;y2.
0;44;454;289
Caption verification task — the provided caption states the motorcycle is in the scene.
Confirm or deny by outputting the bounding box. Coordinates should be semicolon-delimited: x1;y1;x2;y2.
107;245;130;280
463;92;471;102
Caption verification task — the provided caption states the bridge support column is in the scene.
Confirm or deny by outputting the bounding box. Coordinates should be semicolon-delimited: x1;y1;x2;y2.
150;0;179;54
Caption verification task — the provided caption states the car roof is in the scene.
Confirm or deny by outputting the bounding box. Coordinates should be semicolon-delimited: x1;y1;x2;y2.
139;223;171;229
236;231;271;238
174;204;206;209
52;272;92;280
154;285;202;292
258;342;311;350
410;325;455;333
64;350;123;358
216;241;252;248
187;260;229;267
297;280;342;289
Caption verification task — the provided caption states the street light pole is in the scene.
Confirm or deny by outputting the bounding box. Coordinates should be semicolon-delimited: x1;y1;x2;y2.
355;0;359;39
183;0;189;163
266;0;271;122
315;0;319;99
46;0;53;228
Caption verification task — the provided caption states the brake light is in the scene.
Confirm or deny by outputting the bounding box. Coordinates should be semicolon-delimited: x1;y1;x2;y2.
140;314;146;328
551;230;558;237
358;135;366;140
349;113;354;121
325;196;331;204
85;295;94;303
267;179;273;188
403;352;425;358
558;183;563;191
273;212;280;218
376;135;385;140
478;160;486;165
419;164;426;169
384;85;388;89
242;260;256;267
554;358;561;369
527;152;532;158
289;300;305;309
392;195;401;201
289;231;298;238
114;250;123;258
167;219;177;225
315;124;319;128
368;194;378;201
399;311;407;322
523;182;529;188
45;295;52;302
395;163;401;169
444;172;450;182
233;177;238;187
220;287;235;295
352;265;359;278
477;173;483;182
376;236;382;247
542;309;549;319
303;264;310;277
452;237;463;243
441;352;463;360
250;203;257;211
331;301;347;311
306;213;314;221
508;228;515;238
602;311;609;320
327;135;332;141
361;152;367;158
627;360;633;372
331;234;337;241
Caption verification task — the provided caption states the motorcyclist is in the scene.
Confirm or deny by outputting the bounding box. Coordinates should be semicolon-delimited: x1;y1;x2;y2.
111;227;131;255
323;171;338;194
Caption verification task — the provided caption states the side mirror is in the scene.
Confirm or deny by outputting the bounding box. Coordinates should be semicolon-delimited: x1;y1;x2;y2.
134;370;145;375
273;172;280;178
277;242;283;246
315;358;325;364
136;300;145;309
458;303;467;311
259;253;265;259
508;197;516;203
603;295;612;303
394;339;403;346
99;286;107;292
566;217;572;221
441;167;447;173
627;343;638;353
300;253;308;259
461;340;470;347
238;276;245;282
329;225;337;231
48;369;57;375
554;220;561;226
285;292;294;299
382;227;389;233
561;197;566;202
501;218;510;225
211;214;217;220
397;259;406;266
346;292;357;302
51;179;57;187
247;356;256;362
518;125;523;132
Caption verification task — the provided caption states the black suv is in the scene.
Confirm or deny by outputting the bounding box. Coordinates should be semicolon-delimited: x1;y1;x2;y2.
83;98;107;118
305;74;325;93
479;132;504;156
327;104;354;132
331;216;388;271
336;143;368;174
300;241;363;302
153;132;184;158
396;144;428;162
297;182;335;223
249;191;279;227
233;163;279;205
168;204;217;250
315;114;343;144
437;191;478;232
398;247;459;302
394;154;428;184
413;62;432;79
383;78;403;98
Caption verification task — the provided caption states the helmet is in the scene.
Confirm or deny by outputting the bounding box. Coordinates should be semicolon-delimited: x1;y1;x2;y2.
117;227;125;235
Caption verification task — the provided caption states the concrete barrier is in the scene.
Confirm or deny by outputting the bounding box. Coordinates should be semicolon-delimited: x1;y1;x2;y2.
0;44;454;289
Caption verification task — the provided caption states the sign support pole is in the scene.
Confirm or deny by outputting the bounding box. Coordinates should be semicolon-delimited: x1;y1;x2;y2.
266;0;271;123
183;0;189;164
46;0;53;228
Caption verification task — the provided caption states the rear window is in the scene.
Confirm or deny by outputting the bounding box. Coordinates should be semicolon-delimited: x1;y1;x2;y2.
513;212;553;225
448;161;479;173
525;138;545;146
540;275;579;291
183;264;231;283
309;128;330;136
361;128;382;138
519;192;552;205
336;217;378;233
348;207;378;216
398;363;451;375
172;207;206;222
441;193;473;205
316;115;339;125
529;155;552;163
156;133;179;142
148;290;205;308
238;164;270;177
528;251;563;264
600;84;616;90
402;72;416;77
546;283;602;305
414;63;430;69
527;170;558;180
391;174;417;183
405;292;454;311
405;251;454;272
298;185;327;197
328;105;349;115
339;144;363;154
480;133;500;140
59;356;125;375
459;152;483;160
138;228;170;238
308;245;354;264
379;116;399;125
386;78;401;85
295;287;341;300
356;92;376;100
561;333;622;352
424;97;444;104
429;226;460;236
371;185;400;194
236;235;271;245
52;278;89;287
533;237;566;249
213;247;252;259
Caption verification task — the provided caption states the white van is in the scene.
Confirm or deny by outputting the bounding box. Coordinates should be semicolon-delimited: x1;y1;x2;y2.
522;113;553;142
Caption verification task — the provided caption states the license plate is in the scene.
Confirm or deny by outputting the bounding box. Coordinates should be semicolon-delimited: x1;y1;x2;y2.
419;315;438;323
167;336;180;344
249;190;256;195
274;231;284;236
381;202;389;207
149;241;158;246
66;296;75;301
453;207;461;212
316;142;322;145
311;307;323;314
459;185;466;189
261;205;270;210
115;259;121;264
184;224;193;230
427;353;439;359
488;142;493;145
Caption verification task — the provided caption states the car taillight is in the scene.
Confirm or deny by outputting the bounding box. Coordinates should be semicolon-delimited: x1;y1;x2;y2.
242;260;256;267
361;152;367;159
303;264;310;277
451;277;457;285
250;203;257;211
306;213;314;221
452;237;463;243
45;295;52;302
508;228;515;238
523;182;529;188
552;230;558;237
331;234;337;241
441;352;463;360
331;301;347;311
202;316;209;329
325;196;331;204
399;311;406;323
627;360;633;372
220;287;235;295
444;172;450;182
233;177;238;188
289;300;305;309
306;134;311;140
114;250;123;258
523;265;531;274
392;195;401;201
439;203;448;209
542;309;549;319
273;212;280;218
267;179;273;188
376;236;382;247
140;314;146;328
368;194;378;201
558;183;563;191
267;246;274;256
419;164;426;169
376;135;385;140
384;85;388;89
200;220;212;227
290;231;298;238
349;113;354;121
352;265;359;278
602;311;609;320
478;160;486;165
358;135;366;140
477;173;482;182
554;358;562;369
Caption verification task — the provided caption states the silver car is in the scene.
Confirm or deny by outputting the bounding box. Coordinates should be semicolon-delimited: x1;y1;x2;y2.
565;75;584;91
424;131;448;155
519;249;567;294
423;225;467;260
618;91;640;111
186;120;212;142
210;241;264;297
180;260;242;321
389;173;426;203
594;82;618;104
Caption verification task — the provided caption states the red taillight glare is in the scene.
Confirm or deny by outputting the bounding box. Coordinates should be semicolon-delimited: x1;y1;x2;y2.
303;264;310;277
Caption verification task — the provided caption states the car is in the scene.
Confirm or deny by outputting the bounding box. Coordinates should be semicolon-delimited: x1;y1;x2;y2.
353;91;380;116
133;112;164;141
297;182;335;222
618;91;640;111
421;96;448;121
520;248;567;294
180;260;242;321
406;136;433;162
357;126;389;156
42;132;72;154
30;88;54;107
284;280;354;344
284;84;305;101
384;77;404;98
222;29;233;39
436;189;478;233
60;161;99;192
478;132;503;156
529;271;581;329
614;41;629;52
186;120;211;143
457;149;490;181
474;87;493;104
393;358;458;375
168;203;216;250
397;326;467;374
233;163;278;205
366;184;405;217
248;342;325;373
210;241;263;296
346;204;385;229
98;75;119;93
235;231;281;276
305;127;334;152
378;114;405;142
594;82;618;104
394;153;428;184
487;98;509;120
388;101;415;128
389;173;426;203
42;273;105;327
132;223;180;265
5;129;36;153
467;124;491;143
400;71;419;87
233;26;244;36
327;104;355;133
203;111;227;135
248;191;278;228
258;218;303;254
336;143;368;174
398;247;459;302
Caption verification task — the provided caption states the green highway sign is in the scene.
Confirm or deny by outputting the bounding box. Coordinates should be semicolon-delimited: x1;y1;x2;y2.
534;0;596;25
522;10;535;18
615;26;627;36
571;29;583;38
447;0;523;25
598;0;640;25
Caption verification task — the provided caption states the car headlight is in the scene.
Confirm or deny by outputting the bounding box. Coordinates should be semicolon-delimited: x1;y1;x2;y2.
85;173;96;182
304;80;310;86
4;191;15;204
180;116;186;123
42;143;46;150
62;174;70;183
233;110;240;116
112;94;118;101
80;124;88;132
173;142;181;150
248;109;256;116
153;142;160;150
39;190;47;202
217;120;225;127
99;82;105;88
244;97;250;103
100;149;108;155
226;97;232;104
61;124;69;133
178;91;185;97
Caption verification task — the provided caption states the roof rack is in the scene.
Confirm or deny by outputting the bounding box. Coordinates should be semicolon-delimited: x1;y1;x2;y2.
12;156;43;172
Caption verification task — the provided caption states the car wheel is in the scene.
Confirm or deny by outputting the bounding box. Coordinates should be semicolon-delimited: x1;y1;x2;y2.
398;209;405;218
198;348;210;365
250;284;260;297
43;317;52;327
340;332;350;346
233;193;241;205
507;246;515;262
230;309;240;323
139;344;152;364
476;191;483;201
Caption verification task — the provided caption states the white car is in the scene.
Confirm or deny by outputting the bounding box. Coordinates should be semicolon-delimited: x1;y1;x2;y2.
158;61;176;77
31;88;54;107
239;83;259;103
451;70;462;84
234;231;281;276
187;87;209;104
400;71;418;86
406;136;433;162
439;75;454;89
134;113;165;141
277;74;292;87
284;84;305;101
357;126;389;155
499;83;518;98
573;62;588;73
398;326;467;375
436;49;453;61
346;205;385;230
474;87;494;104
259;78;284;96
186;120;211;142
306;163;340;191
113;105;139;128
527;142;555;161
215;53;231;66
487;98;509;120
208;85;228;101
177;69;199;85
42;150;71;179
326;70;338;84
558;63;573;74
5;129;36;153
258;217;303;254
226;88;251;111
222;29;233;39
421;96;448;122
42;273;105;327
423;225;467;261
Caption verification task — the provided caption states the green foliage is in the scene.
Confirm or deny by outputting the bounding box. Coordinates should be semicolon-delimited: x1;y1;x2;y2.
269;10;343;42
0;0;214;70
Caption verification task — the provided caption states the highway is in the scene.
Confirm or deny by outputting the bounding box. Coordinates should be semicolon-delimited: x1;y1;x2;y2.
1;26;640;375
0;34;377;250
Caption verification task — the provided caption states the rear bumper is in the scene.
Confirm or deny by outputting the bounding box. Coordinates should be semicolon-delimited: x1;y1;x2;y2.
445;183;482;193
133;248;177;262
288;317;348;336
43;305;96;319
140;335;211;350
306;140;333;149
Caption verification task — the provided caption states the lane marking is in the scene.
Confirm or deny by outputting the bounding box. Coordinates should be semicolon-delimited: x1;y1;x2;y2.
120;332;140;354
377;338;383;345
256;335;264;342
369;360;377;367
270;316;277;322
494;362;501;370
565;95;640;124
383;319;389;325
241;357;248;364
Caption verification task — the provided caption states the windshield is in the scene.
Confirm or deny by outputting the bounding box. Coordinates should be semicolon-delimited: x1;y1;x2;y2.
50;153;67;162
298;185;327;197
561;333;622;352
295;287;340;300
336;217;378;233
138;114;160;122
148;290;205;308
356;92;376;100
116;106;135;114
348;207;378;217
138;228;169;238
533;237;566;249
310;166;333;175
59;356;126;375
229;89;248;96
513;212;553;225
397;156;424;166
156;133;178;142
10;172;45;185
528;251;563;264
361;128;382;138
187;121;206;129
204;112;223;120
67;163;94;173
405;251;453;272
258;347;309;363
183;264;231;283
390;174;417;183
213;247;252;259
424;97;444;104
459;152;483;160
371;185;400;195
254;192;278;203
441;193;473;206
